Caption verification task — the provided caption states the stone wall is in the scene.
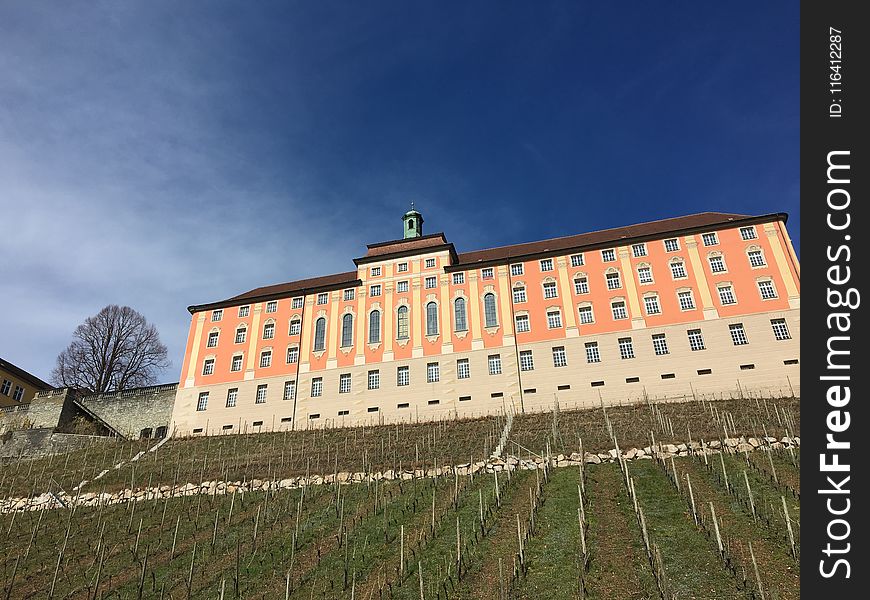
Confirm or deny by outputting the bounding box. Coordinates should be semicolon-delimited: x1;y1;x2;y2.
79;383;177;439
0;429;111;460
26;388;79;430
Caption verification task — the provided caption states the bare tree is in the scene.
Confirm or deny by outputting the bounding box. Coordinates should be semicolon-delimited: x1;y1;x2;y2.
52;305;170;393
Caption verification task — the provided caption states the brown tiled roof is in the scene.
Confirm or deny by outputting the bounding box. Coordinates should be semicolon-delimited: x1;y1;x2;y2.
188;271;359;313
190;211;785;313
0;357;52;391
364;233;450;257
453;212;768;266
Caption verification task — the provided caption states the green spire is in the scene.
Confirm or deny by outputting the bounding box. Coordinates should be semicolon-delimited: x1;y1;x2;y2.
402;202;423;239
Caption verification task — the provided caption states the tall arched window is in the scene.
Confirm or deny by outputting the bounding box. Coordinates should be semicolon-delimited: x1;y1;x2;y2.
369;310;381;344
314;317;326;351
454;297;467;331
484;293;498;328
341;313;353;347
397;306;409;340
426;302;438;335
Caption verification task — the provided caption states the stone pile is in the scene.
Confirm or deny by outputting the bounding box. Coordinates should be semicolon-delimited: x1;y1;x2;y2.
0;435;798;514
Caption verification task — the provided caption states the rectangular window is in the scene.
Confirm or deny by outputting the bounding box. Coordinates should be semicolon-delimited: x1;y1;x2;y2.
397;366;410;386
207;331;219;348
740;226;757;240
397;262;408;272
601;249;616;262
729;323;748;345
459;395;472;401
259;351;272;368
543;281;558;298
661;373;676;379
254;383;269;404
231;355;243;372
339;373;351;394
513;286;527;303
677;291;696;310
709;255;727;273
286;346;299;363
263;323;275;339
196;392;208;411
427;400;439;406
670;261;687;279
309;413;320;419
226;388;238;408
238;306;250;317
12;386;23;401
570;253;584;267
488;354;502;375
718;286;736;305
368;370;380;390
552;346;567;367
611;301;628;320
425;258;436;268
427;362;440;383
370;284;382;296
688;329;706;351
574;277;589;294
452;272;465;285
664;238;680;252
748;250;766;267
702;232;718;246
289;320;301;335
481;267;494;279
758;280;778;299
515;314;530;332
652;333;669;355
266;301;277;313
0;379;11;395
510;263;524;276
283;381;295;400
605;272;621;290
337;410;349;416
519;350;534;371
211;309;223;322
311;378;323;397
631;243;647;257
202;359;215;376
343;289;355;301
771;318;791;340
457;358;470;379
618;337;635;359
424;276;437;289
370;266;381;277
397;280;409;293
316;293;328;305
643;295;661;315
585;342;601;363
539;258;554;272
578;305;594;324
546;310;562;328
292;297;303;309
637;266;653;284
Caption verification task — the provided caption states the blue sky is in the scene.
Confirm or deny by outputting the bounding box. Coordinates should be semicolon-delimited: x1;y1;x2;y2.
0;1;798;383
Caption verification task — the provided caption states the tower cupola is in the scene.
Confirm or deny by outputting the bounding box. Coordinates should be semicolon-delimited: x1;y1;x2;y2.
402;203;423;239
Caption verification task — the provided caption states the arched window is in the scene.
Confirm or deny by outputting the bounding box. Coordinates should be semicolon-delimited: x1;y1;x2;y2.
341;313;353;347
454;297;467;331
484;293;498;328
397;306;409;340
313;317;326;351
426;302;438;335
408;218;415;228
369;310;381;344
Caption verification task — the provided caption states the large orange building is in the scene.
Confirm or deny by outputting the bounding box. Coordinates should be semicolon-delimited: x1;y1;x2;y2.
172;210;800;435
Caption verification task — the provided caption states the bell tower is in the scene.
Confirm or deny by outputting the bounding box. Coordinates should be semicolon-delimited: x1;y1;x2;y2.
402;203;423;239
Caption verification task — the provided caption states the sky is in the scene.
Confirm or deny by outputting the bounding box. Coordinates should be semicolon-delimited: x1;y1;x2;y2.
0;1;799;384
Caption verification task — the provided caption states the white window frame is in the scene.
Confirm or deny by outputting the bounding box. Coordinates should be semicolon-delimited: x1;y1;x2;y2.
452;272;465;285
618;337;635;360
729;323;749;345
286;346;299;364
552;346;567;368
539;258;554;272
397;280;409;293
316;293;328;305
211;309;223;322
574;277;589;295
339;373;352;394
748;249;766;268
283;381;295;400
368;370;380;390
670;261;687;279
238;305;250;317
515;314;530;333
513;286;527;303
457;358;470;379
227;388;239;407
259;350;272;368
343;289;355;301
664;238;680;252
709;255;727;273
196;392;208;411
231;354;243;372
488;354;502;375
255;384;268;404
427;362;440;383
481;267;494;280
677;290;696;311
207;331;219;348
519;350;534;371
601;249;616;262
688;329;706;351
771;318;791;340
652;333;669;355
510;263;524;276
202;358;215;376
643;295;661;315
543;281;558;299
740;226;757;240
425;258;436;268
424;276;437;289
578;305;594;324
397;366;410;386
311;378;323;397
266;301;277;313
718;285;737;305
605;271;622;290
702;232;719;246
370;266;381;277
585;342;601;364
631;243;647;257
611;301;628;320
291;297;303;309
758;279;778;300
546;310;562;329
397;262;409;273
370;284;382;297
263;322;275;340
637;266;653;284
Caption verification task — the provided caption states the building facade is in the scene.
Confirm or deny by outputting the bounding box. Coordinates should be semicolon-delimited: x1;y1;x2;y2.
172;210;800;436
0;357;51;410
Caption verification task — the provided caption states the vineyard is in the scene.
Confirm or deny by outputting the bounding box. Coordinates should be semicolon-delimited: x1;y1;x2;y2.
0;396;800;599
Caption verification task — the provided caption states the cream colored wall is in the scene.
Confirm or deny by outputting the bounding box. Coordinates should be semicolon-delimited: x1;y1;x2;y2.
171;308;799;435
